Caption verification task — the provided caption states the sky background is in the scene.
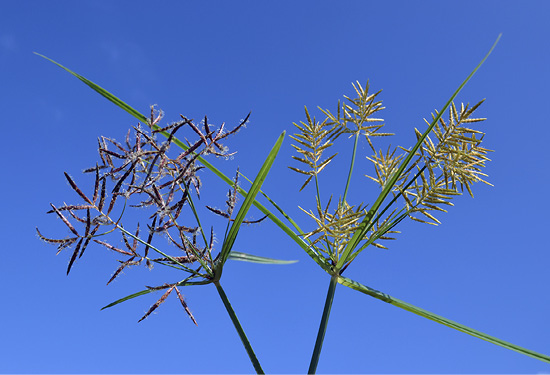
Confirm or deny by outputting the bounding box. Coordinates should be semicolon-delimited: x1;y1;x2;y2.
1;1;549;374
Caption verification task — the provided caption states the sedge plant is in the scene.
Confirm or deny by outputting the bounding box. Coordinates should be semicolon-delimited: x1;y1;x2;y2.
36;33;550;372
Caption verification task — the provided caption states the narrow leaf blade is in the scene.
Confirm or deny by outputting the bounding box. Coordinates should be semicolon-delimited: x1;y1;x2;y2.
100;289;154;310
228;251;297;265
217;132;285;270
337;275;550;364
34;53;148;123
101;279;211;310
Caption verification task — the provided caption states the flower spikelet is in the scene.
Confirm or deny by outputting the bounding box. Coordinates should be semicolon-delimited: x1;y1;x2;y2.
321;81;390;150
395;100;492;225
289;107;337;191
300;197;367;263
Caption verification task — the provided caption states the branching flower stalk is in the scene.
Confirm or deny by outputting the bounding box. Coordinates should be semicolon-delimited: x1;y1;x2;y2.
38;106;284;374
321;81;388;203
39;107;232;283
290;81;392;266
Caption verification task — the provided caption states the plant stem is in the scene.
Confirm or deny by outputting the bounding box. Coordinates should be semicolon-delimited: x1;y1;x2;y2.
314;174;322;207
342;132;360;203
308;274;338;374
214;281;264;374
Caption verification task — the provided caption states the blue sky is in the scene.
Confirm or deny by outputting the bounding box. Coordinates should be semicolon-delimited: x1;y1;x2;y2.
1;1;549;373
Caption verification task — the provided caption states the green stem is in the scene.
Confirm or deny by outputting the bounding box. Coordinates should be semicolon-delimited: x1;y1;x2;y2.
182;182;209;249
314;174;322;207
342;132;360;203
308;274;338;374
214;281;264;374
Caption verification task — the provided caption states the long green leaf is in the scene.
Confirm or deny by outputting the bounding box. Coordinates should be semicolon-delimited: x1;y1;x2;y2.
216;132;285;274
101;279;211;310
34;53;148;123
336;34;502;270
101;289;154;310
337;275;550;364
228;251;297;265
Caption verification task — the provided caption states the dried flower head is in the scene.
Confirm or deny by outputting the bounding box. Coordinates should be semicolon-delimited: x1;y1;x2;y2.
38;106;258;323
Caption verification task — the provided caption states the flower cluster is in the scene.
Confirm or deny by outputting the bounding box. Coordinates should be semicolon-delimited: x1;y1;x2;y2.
289;83;491;268
37;107;252;322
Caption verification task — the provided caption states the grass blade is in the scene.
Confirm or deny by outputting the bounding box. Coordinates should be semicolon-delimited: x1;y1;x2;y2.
100;279;211;310
228;251;297;265
34;53;148;123
216;132;285;274
337;275;550;364
101;288;154;310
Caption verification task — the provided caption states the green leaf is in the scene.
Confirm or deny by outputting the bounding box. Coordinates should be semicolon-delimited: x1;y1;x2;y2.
34;53;148;124
336;34;502;270
100;279;211;310
216;132;285;276
337;275;550;364
228;251;297;265
100;288;154;310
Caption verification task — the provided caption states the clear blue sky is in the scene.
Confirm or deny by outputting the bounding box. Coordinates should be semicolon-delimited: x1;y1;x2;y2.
1;1;549;373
